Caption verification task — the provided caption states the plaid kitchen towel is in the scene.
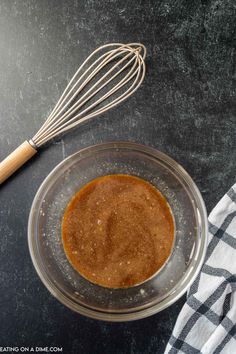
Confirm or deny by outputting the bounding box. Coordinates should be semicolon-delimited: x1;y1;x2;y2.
165;184;236;354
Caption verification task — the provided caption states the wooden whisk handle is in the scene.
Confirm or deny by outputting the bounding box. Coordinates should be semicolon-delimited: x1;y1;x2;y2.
0;141;37;184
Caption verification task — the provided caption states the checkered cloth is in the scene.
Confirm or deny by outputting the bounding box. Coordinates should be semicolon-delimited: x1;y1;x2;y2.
165;184;236;354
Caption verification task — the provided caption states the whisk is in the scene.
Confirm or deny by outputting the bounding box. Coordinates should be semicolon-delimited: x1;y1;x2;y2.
0;43;146;184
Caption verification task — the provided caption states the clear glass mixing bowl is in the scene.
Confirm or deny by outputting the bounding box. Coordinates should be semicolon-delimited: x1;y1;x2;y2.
28;142;208;321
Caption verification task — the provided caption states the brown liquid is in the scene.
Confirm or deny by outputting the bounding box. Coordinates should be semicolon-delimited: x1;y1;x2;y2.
62;174;174;288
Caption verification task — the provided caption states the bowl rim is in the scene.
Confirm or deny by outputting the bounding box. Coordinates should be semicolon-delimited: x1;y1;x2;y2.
28;141;208;321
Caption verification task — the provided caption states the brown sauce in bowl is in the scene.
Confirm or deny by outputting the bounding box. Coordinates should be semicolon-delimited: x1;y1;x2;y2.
62;174;175;288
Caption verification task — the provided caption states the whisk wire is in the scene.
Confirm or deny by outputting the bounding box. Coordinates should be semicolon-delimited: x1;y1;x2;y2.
36;56;145;146
33;48;118;140
33;48;129;141
37;52;139;141
32;43;146;147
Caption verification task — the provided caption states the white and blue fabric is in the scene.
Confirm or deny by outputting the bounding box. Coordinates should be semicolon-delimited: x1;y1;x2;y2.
165;184;236;354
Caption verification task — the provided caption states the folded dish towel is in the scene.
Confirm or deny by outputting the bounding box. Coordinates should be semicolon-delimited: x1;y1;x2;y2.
165;184;236;354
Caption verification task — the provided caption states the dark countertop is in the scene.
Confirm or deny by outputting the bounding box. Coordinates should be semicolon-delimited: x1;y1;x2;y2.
0;1;235;353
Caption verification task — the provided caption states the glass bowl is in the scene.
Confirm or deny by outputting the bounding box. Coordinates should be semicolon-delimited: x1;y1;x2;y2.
28;142;208;321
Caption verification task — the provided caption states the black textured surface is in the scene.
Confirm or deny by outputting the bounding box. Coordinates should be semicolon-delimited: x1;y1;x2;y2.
0;1;235;353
